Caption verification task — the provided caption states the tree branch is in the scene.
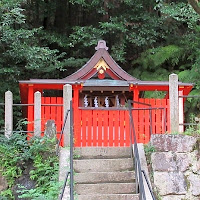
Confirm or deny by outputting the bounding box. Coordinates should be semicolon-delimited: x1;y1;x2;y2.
188;0;200;15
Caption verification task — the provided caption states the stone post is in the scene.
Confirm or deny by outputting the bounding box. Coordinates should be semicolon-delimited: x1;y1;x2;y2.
63;84;72;147
169;74;179;133
59;148;70;199
34;91;41;137
5;91;13;138
58;84;72;199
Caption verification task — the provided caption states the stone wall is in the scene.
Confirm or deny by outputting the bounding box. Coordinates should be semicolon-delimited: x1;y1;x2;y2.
150;134;200;200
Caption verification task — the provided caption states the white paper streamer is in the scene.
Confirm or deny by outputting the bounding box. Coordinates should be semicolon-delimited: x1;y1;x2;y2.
84;95;88;107
94;96;98;107
116;95;120;107
105;97;109;107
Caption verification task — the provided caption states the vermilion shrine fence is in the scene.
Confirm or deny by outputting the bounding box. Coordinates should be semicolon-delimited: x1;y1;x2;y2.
74;98;170;146
26;97;170;146
27;96;64;145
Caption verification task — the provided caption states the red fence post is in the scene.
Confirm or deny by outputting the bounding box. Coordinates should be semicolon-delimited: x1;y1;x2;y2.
27;85;34;138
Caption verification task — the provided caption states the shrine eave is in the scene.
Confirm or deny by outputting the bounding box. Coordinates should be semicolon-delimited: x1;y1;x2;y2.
19;79;193;88
19;79;83;85
128;80;193;87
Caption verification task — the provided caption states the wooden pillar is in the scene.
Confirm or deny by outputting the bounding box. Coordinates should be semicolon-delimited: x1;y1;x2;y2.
5;91;13;138
169;74;179;133
133;87;139;142
63;84;72;147
133;87;139;103
34;91;41;137
27;85;34;137
179;90;184;133
73;85;80;147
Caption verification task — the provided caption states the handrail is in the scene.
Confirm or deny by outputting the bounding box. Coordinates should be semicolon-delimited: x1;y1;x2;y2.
56;109;70;155
128;100;156;200
69;100;74;200
141;170;156;200
128;100;146;200
58;101;74;200
59;171;70;200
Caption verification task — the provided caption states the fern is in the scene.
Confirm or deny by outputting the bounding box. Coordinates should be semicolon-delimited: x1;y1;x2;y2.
134;45;184;69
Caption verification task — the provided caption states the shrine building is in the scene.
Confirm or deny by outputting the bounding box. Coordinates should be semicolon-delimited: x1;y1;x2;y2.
19;40;193;146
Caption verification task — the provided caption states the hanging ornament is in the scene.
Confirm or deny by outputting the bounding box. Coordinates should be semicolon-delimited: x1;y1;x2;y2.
105;97;109;108
84;95;88;107
116;95;120;107
94;96;98;107
98;69;105;79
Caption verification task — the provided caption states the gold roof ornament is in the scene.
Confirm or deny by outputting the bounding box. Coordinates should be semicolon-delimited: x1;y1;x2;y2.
94;58;110;71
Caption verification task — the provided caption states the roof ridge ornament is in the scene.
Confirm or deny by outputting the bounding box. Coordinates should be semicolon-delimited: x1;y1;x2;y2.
95;40;109;51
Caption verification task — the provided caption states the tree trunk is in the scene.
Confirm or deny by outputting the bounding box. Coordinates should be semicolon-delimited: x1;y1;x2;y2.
54;0;68;33
188;0;200;15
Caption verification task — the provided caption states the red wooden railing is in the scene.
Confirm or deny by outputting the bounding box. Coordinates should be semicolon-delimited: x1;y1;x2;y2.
74;98;170;147
27;97;63;145
74;109;130;147
27;97;170;147
41;97;63;144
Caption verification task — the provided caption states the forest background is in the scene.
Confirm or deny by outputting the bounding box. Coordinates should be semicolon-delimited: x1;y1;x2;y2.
1;0;200;129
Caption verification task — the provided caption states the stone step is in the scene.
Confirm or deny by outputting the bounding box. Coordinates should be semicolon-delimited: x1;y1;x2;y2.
77;194;139;200
75;183;136;195
74;171;135;184
74;158;133;173
74;147;131;159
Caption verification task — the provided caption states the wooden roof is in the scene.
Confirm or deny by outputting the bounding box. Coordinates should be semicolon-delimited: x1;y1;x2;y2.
63;40;138;81
19;40;193;95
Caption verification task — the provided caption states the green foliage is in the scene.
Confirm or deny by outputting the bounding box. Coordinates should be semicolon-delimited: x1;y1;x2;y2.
159;2;200;29
144;144;156;155
0;132;59;199
135;45;184;69
0;133;29;187
1;0;200;128
183;114;200;136
144;144;156;166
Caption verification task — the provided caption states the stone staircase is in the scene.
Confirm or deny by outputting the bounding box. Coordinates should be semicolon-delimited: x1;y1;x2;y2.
73;147;139;200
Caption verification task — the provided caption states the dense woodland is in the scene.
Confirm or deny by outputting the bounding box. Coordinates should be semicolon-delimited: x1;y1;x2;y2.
1;1;200;199
1;0;200;127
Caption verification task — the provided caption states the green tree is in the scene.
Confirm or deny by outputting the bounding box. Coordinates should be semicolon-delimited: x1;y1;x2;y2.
1;0;200;126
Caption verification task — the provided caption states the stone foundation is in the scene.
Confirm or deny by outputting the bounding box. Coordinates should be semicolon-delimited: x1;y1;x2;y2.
150;134;200;200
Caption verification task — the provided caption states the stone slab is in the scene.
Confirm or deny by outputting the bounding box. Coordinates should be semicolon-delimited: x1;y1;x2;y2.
150;134;197;152
59;147;70;200
162;195;185;200
151;152;191;172
187;173;200;196
74;171;135;184
74;158;133;173
151;152;177;172
77;194;139;200
74;147;131;159
154;172;187;195
75;183;136;195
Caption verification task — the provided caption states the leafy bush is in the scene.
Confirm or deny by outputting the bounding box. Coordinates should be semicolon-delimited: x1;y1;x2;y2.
0;132;60;199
